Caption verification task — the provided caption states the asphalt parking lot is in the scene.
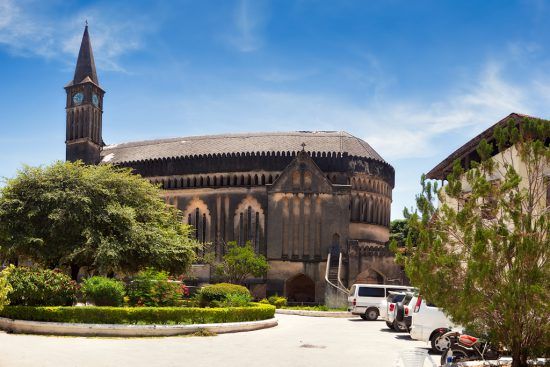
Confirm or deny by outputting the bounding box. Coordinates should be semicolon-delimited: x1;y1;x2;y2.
0;314;439;367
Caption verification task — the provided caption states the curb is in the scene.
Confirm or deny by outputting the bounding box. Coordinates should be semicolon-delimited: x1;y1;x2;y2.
276;309;355;318
0;317;278;337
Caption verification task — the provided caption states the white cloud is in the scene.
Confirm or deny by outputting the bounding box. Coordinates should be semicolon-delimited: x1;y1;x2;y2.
225;0;267;52
0;0;148;72
173;60;545;162
357;62;533;159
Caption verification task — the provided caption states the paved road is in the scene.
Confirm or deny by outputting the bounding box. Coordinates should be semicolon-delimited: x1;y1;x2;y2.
0;315;439;367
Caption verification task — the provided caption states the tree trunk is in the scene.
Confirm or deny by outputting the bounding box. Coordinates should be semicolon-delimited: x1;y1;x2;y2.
70;264;80;281
511;349;529;367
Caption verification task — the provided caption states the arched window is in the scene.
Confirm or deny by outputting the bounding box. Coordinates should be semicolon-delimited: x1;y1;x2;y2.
233;197;265;252
183;199;211;256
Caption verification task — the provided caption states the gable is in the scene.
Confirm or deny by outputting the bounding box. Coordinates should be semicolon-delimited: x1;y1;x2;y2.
269;151;333;194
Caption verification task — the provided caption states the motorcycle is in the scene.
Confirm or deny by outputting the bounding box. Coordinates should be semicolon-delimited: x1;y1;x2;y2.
440;331;500;365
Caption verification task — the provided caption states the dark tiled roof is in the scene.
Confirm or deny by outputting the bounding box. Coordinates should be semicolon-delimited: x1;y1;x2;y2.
100;131;387;164
427;113;548;180
71;25;99;86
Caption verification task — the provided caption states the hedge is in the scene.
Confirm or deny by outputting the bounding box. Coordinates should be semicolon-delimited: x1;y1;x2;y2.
0;303;275;325
198;283;250;307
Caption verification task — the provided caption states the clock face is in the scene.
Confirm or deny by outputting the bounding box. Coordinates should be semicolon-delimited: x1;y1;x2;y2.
72;92;84;105
92;93;99;107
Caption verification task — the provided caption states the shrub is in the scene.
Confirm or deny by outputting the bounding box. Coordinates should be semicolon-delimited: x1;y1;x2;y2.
214;241;269;284
0;303;276;324
81;276;125;307
0;266;12;309
198;283;251;307
126;268;184;307
216;293;252;307
5;267;78;306
267;295;287;309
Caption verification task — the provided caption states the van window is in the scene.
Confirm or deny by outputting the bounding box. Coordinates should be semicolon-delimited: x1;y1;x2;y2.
358;287;385;297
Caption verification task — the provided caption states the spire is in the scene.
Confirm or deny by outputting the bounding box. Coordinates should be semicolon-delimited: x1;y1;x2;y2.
72;24;99;85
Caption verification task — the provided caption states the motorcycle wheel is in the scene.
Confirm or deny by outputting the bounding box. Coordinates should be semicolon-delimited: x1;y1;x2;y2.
439;345;479;365
385;321;393;329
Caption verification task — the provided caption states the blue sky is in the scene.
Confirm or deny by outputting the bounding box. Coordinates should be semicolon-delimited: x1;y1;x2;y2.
0;0;549;218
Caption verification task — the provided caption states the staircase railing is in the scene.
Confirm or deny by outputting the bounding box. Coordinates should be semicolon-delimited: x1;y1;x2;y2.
325;252;349;295
336;252;348;292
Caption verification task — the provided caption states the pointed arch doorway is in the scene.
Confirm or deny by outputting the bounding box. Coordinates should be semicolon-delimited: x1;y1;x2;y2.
286;274;315;303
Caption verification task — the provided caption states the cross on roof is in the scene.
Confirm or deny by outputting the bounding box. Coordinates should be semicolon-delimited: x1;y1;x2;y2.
301;142;306;151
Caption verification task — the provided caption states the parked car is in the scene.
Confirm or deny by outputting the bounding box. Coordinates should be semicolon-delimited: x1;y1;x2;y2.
347;284;414;320
394;293;418;332
390;293;413;331
381;292;407;329
408;295;462;353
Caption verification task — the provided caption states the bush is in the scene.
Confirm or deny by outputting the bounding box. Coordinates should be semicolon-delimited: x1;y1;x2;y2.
5;267;78;306
267;295;287;309
0;303;276;324
198;283;251;307
126;268;185;307
81;276;125;307
0;266;12;309
216;293;252;307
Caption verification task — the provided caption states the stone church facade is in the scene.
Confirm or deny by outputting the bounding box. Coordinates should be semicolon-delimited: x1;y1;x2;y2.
64;26;406;303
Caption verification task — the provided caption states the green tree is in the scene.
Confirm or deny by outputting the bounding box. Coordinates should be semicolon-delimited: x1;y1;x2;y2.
389;219;409;247
0;161;199;279
214;241;269;284
396;118;549;367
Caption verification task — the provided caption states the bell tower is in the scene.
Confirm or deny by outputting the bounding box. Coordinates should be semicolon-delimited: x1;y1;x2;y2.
65;24;104;164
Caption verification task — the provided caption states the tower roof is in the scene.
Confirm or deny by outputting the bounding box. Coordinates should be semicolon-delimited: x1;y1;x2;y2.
71;25;99;86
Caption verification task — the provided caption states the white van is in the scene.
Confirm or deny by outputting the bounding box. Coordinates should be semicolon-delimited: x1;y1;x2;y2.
347;284;415;320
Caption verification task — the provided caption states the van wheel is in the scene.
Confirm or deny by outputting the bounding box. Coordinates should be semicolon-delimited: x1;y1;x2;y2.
360;315;368;320
385;321;393;329
366;308;379;321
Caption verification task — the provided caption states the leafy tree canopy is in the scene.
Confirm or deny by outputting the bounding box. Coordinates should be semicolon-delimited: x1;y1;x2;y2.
0;161;199;278
389;219;409;247
394;118;549;367
214;241;269;285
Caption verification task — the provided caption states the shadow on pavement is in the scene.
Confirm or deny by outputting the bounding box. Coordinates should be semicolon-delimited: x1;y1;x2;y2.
395;334;413;340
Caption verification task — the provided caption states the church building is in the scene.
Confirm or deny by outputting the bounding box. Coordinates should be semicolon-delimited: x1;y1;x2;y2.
65;26;406;304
